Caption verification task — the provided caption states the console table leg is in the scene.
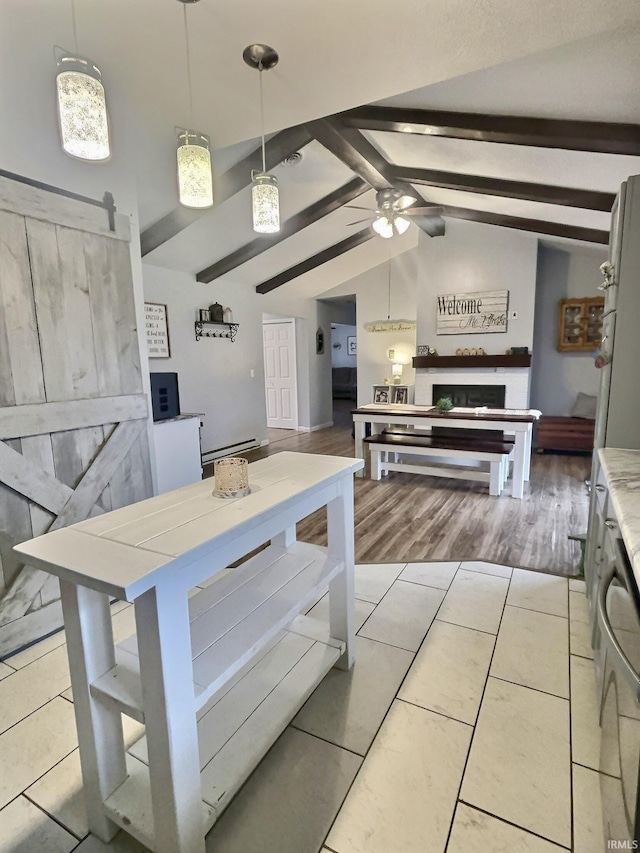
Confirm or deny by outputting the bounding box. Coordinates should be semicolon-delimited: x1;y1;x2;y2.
59;580;125;842
327;479;356;670
135;580;206;853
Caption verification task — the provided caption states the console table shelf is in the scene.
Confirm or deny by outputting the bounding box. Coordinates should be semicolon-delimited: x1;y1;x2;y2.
15;452;363;853
412;354;531;368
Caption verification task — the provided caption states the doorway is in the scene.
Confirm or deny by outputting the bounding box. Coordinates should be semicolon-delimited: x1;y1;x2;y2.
262;319;299;429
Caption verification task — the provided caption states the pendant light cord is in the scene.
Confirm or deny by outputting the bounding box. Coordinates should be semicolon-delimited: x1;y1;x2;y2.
258;62;266;173
183;4;194;127
387;261;391;320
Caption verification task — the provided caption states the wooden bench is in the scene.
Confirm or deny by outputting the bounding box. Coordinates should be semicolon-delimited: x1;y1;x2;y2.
364;429;514;496
536;416;595;453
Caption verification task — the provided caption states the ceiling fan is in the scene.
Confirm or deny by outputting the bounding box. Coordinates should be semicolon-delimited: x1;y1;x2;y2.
346;188;443;238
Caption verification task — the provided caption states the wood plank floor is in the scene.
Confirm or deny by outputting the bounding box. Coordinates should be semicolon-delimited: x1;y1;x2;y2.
205;405;591;577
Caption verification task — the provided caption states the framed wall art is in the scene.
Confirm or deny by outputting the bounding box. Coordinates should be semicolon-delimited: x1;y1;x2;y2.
144;302;171;358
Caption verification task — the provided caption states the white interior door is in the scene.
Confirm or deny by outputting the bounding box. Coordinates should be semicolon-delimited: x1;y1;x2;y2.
263;321;298;429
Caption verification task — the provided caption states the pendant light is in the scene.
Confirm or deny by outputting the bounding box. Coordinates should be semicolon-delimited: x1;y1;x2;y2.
243;44;280;234
176;0;213;208
55;2;110;161
364;259;417;332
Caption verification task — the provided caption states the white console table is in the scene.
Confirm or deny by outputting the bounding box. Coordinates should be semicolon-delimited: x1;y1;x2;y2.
15;451;363;853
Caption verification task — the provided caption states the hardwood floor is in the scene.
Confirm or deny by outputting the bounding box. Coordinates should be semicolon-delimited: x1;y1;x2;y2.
205;403;591;577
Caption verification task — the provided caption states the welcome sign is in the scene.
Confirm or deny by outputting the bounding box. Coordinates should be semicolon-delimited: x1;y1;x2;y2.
436;290;509;335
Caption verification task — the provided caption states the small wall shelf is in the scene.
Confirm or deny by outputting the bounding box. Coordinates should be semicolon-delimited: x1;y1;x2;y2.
412;354;531;369
195;321;239;342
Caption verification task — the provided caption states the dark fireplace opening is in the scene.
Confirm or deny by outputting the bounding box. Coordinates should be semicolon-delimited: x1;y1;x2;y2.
432;384;505;408
432;384;507;442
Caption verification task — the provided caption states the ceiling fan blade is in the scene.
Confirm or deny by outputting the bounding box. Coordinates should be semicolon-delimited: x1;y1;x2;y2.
404;206;444;216
344;205;375;212
346;217;374;226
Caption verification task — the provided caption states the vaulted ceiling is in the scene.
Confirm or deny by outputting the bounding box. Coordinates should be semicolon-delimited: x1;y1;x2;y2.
5;1;640;298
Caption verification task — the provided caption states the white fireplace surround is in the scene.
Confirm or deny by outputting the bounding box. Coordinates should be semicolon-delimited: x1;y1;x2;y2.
415;367;531;410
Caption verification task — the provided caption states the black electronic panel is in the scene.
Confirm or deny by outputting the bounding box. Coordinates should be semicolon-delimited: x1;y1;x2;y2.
150;372;180;421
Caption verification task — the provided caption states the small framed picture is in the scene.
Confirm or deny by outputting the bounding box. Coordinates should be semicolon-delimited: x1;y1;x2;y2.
373;385;391;404
198;308;210;322
347;336;357;356
393;386;408;404
417;345;430;356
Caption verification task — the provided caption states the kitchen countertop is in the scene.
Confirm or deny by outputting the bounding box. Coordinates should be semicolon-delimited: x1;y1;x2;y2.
599;448;640;580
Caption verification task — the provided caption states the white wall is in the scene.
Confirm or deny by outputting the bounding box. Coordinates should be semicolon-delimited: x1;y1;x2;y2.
416;219;539;354
143;264;332;453
530;243;606;414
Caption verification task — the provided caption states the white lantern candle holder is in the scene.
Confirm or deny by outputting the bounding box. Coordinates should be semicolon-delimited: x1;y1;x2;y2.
213;457;250;498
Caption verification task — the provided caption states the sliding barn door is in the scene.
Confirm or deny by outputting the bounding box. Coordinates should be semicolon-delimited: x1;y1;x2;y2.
0;175;152;657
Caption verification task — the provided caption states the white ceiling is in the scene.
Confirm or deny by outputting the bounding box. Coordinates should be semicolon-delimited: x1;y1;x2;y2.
3;2;640;294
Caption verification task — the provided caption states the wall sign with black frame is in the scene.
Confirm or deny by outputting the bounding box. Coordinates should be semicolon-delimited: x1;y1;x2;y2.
144;302;171;358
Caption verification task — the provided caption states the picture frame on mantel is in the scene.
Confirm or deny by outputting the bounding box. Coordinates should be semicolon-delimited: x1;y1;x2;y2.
144;302;171;358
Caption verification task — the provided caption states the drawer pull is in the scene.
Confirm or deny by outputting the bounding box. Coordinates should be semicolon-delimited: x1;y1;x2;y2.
605;519;617;529
595;484;606;492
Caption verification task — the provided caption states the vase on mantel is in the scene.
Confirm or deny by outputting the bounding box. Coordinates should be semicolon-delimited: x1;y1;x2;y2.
223;307;233;323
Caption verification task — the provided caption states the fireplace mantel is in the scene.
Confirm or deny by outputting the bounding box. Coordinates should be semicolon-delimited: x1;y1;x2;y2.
412;354;531;369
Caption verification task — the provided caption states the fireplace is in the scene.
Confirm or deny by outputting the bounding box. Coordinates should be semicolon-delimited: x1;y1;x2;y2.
432;384;506;408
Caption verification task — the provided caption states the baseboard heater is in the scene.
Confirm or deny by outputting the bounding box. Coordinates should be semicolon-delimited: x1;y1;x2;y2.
201;438;259;465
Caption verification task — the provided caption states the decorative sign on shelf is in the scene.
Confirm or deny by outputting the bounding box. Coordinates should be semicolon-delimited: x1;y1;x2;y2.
436;290;508;335
144;302;171;358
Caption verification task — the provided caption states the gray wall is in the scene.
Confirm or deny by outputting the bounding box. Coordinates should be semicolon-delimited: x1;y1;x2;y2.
530;244;606;415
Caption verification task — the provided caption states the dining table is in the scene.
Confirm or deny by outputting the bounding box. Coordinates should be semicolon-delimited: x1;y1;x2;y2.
351;403;541;499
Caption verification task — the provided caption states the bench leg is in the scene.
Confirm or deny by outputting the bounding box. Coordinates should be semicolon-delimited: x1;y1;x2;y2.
370;449;382;480
490;461;501;496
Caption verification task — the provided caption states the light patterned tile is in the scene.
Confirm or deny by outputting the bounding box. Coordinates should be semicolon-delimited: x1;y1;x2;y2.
573;764;606;853
61;687;74;703
326;700;471;853
305;594;376;634
0;646;70;735
570;618;594;660
0;662;14;681
358;580;444;651
460;560;513;579
491;605;569;698
293;635;413;755
205;727;361;853
569;589;590;623
399;620;494;725
507;569;568;618
71;830;148;852
437;569;509;635
447;803;566;852
26;716;144;839
569;578;587;593
570;655;602;770
461;678;571;848
353;563;406;604
0;698;77;809
0;795;77;853
399;561;459;590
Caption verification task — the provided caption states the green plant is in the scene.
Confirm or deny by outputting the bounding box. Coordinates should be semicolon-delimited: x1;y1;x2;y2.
436;396;453;412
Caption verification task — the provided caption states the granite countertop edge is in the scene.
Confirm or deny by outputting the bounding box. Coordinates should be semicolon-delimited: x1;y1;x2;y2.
598;447;640;579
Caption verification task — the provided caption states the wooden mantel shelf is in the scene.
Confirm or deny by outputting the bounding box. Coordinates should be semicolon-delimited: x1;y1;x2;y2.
412;354;532;369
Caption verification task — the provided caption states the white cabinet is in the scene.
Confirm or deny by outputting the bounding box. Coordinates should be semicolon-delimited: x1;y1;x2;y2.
153;414;203;494
15;452;363;853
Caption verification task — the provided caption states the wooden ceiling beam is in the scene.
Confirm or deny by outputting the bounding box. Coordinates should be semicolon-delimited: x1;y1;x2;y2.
196;177;368;282
307;117;445;237
140;124;313;256
391;166;616;211
256;229;374;294
342;106;640;155
441;205;609;244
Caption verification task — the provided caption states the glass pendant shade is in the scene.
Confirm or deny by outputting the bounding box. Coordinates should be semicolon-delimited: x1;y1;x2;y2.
176;131;214;209
252;171;280;233
372;215;394;239
56;55;110;161
394;215;411;235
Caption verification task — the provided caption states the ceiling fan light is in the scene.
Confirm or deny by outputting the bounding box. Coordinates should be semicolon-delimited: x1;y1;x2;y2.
252;171;280;233
56;54;110;161
372;215;394;239
394;215;411;235
176;130;214;208
396;194;416;210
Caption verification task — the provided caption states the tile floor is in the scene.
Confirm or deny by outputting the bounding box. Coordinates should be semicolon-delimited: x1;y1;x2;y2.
0;562;606;853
